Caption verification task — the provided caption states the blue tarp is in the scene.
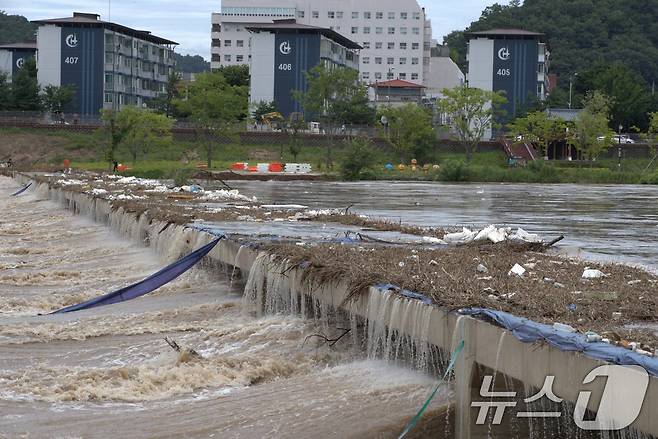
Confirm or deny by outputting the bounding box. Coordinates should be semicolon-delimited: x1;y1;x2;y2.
11;183;32;197
52;238;222;314
371;285;658;377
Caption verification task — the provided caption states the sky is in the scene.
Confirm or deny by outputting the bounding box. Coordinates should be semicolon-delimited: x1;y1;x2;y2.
3;0;499;58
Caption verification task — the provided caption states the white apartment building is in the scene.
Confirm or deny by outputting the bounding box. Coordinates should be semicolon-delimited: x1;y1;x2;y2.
211;0;433;86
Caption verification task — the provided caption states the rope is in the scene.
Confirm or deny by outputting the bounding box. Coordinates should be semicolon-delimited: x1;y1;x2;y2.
398;339;465;439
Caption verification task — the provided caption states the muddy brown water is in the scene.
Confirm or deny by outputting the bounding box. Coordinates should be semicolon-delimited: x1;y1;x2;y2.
0;177;452;438
223;181;658;270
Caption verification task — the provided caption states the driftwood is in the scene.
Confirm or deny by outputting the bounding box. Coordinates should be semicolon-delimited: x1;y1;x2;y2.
164;337;202;359
302;328;351;348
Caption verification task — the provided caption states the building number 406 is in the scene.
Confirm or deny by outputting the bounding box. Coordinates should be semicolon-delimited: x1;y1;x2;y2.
64;57;79;65
278;63;292;71
497;68;511;76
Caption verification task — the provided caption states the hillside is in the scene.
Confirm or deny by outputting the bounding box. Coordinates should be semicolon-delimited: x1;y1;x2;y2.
0;11;36;44
444;0;658;86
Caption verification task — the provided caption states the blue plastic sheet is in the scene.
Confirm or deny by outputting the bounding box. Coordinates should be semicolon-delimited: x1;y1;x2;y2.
461;308;658;377
11;182;32;197
52;238;222;314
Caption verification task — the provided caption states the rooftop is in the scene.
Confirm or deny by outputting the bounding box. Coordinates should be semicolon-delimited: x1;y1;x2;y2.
466;28;546;41
369;79;426;89
246;20;361;50
0;42;37;50
32;12;178;46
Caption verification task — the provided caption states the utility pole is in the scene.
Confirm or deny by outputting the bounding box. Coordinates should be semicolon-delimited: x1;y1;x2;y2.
568;73;578;109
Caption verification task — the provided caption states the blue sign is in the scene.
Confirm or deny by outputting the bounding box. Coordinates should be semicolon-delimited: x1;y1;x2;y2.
61;27;104;114
273;32;321;117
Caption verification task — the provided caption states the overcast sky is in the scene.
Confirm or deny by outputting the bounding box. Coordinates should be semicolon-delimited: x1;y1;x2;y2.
3;0;499;57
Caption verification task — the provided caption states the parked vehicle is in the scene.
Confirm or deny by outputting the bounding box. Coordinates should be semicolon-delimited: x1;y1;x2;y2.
597;134;635;144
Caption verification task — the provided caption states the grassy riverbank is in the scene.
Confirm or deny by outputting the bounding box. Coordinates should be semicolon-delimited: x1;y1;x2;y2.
1;127;656;184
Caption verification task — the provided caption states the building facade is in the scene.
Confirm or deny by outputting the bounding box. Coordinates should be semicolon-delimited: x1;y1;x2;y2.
425;43;464;100
211;0;432;86
33;12;177;115
248;21;360;117
466;29;549;137
0;43;38;82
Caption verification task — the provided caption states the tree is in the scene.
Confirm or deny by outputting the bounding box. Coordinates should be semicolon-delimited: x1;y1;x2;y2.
174;72;247;168
287;112;306;162
507;111;567;158
648;112;658;159
215;65;250;87
251;101;277;122
340;137;375;180
437;86;507;162
380;104;435;163
573;91;614;161
40;85;76;114
149;71;181;117
294;65;374;167
100;109;133;169
0;11;36;44
12;56;40;111
173;53;209;73
0;72;11;110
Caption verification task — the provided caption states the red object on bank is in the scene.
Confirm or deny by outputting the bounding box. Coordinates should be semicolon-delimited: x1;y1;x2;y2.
268;163;283;172
63;159;70;168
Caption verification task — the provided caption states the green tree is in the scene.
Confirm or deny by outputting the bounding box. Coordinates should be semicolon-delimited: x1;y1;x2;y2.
149;71;181;117
173;53;209;73
40;85;76;114
174;72;247;168
215;65;250;87
294;65;374;167
0;72;12;110
507;111;567;158
12;56;40;111
437;86;507;162
251;101;277;122
340;137;375;180
647;112;658;160
0;11;36;44
287;112;305;162
380;104;435;163
573;91;614;161
100;109;133;169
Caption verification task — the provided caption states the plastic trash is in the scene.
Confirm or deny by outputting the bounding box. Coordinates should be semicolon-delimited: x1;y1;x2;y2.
509;227;543;243
582;268;606;279
422;236;446;245
553;322;577;333
508;264;526;277
474;225;509;243
585;331;602;343
476;264;489;273
443;227;477;244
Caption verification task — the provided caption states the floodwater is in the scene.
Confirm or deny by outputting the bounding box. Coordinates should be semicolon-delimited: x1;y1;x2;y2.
227;181;658;270
0;176;451;438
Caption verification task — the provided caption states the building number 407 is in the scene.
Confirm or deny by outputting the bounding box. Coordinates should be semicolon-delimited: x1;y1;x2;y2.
497;68;511;76
64;57;79;65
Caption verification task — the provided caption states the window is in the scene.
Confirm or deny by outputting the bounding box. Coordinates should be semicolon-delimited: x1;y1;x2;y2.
388;27;395;34
336;11;343;18
362;42;370;49
236;40;244;47
387;71;394;79
400;42;407;50
412;42;419;50
224;40;231;47
424;42;431;50
363;57;370;64
352;11;359;19
388;12;395;19
375;72;382;79
104;92;113;103
212;39;221;47
224;54;231;62
364;11;371;19
375;12;383;19
328;11;335;18
411;73;419;80
375;57;382;64
388;42;395;49
236;55;244;62
312;10;319;18
362;72;370;80
105;52;113;64
399;72;407;79
400;57;407;65
211;53;220;62
412;27;420;35
297;10;304;18
387;57;394;64
104;73;113;84
400;27;407;35
412;57;419;65
212;23;221;32
375;42;383;49
424;57;430;65
400;12;408;19
351;27;358;34
363;27;370;34
376;27;383;34
413;12;421;19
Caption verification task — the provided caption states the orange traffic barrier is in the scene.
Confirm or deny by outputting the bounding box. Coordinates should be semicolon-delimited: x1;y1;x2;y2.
268;163;283;172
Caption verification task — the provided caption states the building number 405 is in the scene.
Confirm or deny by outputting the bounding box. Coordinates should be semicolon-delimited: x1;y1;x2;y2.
278;63;292;71
497;68;511;76
64;57;79;65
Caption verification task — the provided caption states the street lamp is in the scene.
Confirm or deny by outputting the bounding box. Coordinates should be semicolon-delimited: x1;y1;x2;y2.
618;124;623;170
568;73;578;110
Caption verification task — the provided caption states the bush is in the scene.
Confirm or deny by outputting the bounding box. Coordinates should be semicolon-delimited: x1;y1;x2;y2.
527;160;560;182
340;138;375;180
438;160;470;182
641;171;658;184
166;167;195;186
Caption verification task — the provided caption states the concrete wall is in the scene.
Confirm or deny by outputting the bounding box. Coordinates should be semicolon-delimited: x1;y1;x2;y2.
249;32;276;108
37;25;62;88
0;50;12;80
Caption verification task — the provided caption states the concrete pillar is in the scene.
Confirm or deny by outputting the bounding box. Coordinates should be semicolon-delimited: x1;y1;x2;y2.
454;317;476;439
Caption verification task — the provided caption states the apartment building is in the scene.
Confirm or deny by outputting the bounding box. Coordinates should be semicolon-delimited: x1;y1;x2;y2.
466;28;550;137
211;0;432;86
0;43;37;82
33;12;178;114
